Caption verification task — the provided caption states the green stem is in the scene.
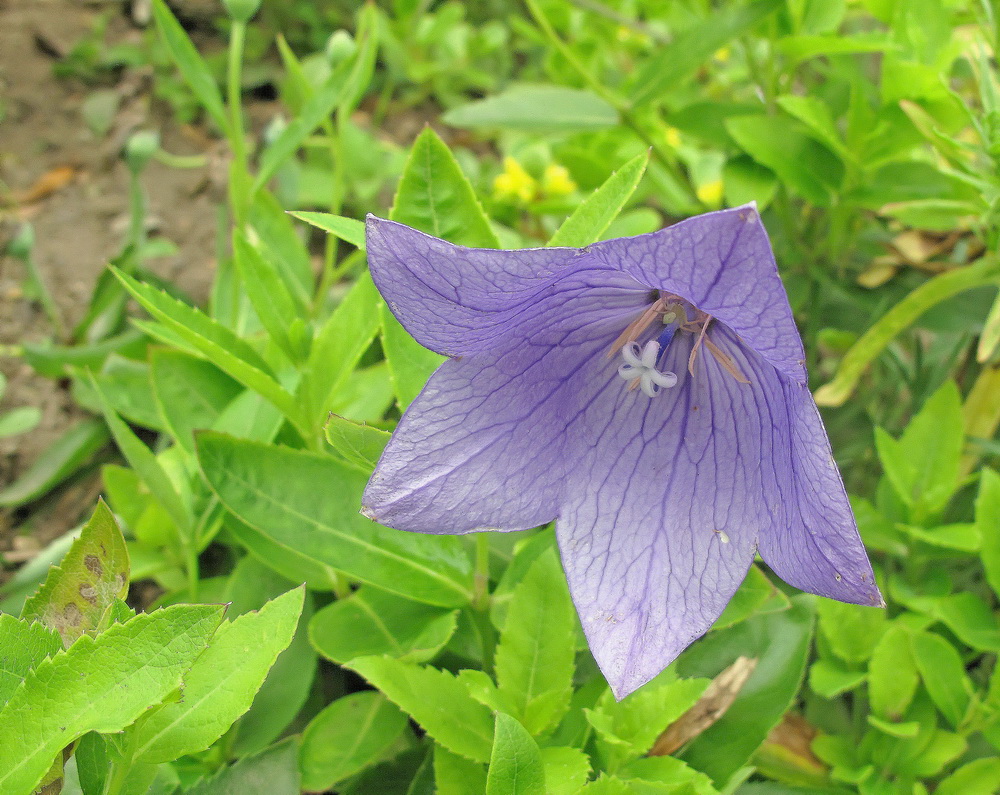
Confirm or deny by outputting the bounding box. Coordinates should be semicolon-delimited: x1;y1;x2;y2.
23;255;64;339
523;0;687;186
471;533;496;673
226;19;250;224
103;728;140;795
186;542;200;602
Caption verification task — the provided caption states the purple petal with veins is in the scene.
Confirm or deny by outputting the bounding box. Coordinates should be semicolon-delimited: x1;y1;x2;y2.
362;205;882;699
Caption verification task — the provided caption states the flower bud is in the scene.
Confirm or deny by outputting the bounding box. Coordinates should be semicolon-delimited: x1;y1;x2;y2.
222;0;262;22
124;130;160;172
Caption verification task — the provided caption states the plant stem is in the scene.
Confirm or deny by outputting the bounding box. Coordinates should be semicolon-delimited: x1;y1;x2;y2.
471;533;496;672
226;19;250;224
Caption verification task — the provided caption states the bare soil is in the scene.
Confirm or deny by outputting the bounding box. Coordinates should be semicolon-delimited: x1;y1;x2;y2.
0;0;223;550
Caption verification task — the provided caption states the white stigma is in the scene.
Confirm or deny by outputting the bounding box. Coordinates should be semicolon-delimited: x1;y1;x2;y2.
617;340;678;398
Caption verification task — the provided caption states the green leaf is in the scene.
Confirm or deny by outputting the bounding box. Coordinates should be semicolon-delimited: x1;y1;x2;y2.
291;211;367;250
111;268;302;433
324;414;391;471
390;126;499;248
866;715;920;738
620;756;720;795
299;272;381;422
90;376;192;532
815;258;1000;406
978;287;1000;361
247;188;313;305
547;152;648;248
309;586;457;664
233;229;300;361
936;758;1000;795
380;303;445;410
0;405;41;438
197;432;474;606
0;418;109;507
816;599;886;664
539;747;592;795
629;0;782;106
712;564;790;630
444;84;618;133
485;713;546;795
0;614;61;704
874;381;963;517
226;564;316;756
587;675;709;769
185;737;301;795
776;94;851;160
495;548;576;736
226;515;340;590
725;114;842;205
775;31;897;61
0;603;224;794
346;657;495;762
150;349;243;457
300;692;409;791
980;470;1000;600
899;522;980;551
911;630;972;729
868;625;918;720
21;500;129;646
676;596;815;785
435;744;487;795
132;586;304;763
809;658;866;699
150;0;229;134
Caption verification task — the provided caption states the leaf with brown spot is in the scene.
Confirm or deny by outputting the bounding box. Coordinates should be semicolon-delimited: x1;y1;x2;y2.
648;656;757;756
20;500;130;647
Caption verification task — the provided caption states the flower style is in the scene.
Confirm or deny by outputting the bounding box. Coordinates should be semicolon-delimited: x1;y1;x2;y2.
362;205;882;699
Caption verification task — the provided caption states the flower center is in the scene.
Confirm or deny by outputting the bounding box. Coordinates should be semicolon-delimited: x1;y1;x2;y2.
609;292;749;396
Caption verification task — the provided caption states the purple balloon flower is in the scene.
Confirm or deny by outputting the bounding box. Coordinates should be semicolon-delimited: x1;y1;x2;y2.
362;205;882;698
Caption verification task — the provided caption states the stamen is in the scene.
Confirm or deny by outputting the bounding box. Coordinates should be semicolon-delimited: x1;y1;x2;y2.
704;338;750;383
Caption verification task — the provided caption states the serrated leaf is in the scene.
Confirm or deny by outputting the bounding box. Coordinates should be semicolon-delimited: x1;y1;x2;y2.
548;152;648;248
495;548;575;736
390;126;499;248
539;747;591;795
300;692;409;791
233;230;300;362
0;603;224;794
485;713;546;795
346;657;494;762
0;614;62;704
21;500;129;646
132;586;304;763
197;432;474;606
309;586;457;664
111;268;302;432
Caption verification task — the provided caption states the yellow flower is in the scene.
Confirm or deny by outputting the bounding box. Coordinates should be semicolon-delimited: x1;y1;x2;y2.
664;127;682;149
493;157;537;203
713;46;731;63
696;179;724;208
542;164;577;197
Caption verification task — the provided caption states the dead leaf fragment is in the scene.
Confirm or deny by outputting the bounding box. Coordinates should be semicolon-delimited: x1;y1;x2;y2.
13;165;79;205
649;655;758;756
